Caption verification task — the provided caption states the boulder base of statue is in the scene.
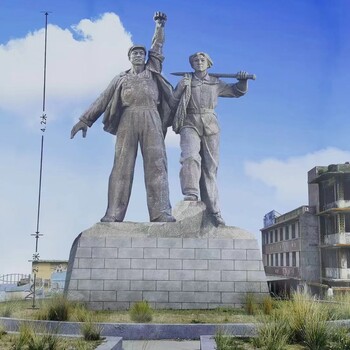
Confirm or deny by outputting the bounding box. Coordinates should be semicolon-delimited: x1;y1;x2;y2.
64;201;268;310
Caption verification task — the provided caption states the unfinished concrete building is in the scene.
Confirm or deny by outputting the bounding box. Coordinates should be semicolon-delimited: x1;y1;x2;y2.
261;162;350;296
261;207;319;296
308;163;350;289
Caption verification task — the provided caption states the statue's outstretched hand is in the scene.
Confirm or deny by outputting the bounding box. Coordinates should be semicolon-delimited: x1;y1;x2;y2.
236;71;249;81
70;120;88;139
154;12;167;26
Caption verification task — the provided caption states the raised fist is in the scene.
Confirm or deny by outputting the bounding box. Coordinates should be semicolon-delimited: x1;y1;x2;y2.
154;12;167;26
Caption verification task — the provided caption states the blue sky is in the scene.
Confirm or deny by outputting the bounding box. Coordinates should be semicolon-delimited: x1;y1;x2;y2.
1;0;350;275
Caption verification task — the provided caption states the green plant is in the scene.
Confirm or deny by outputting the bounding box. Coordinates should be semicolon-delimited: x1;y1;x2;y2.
11;323;59;350
0;301;15;317
244;293;257;315
0;323;6;339
129;300;153;323
214;329;245;350
281;292;316;343
36;294;74;321
80;313;103;341
331;292;350;319
262;296;273;315
301;308;328;350
72;303;91;322
253;314;290;350
28;333;59;350
327;326;350;350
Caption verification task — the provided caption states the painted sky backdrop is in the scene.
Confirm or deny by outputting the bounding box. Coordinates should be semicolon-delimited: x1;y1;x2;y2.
1;0;349;276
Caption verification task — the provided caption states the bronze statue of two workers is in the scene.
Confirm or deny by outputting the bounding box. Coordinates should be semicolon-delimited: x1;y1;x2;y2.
71;12;254;227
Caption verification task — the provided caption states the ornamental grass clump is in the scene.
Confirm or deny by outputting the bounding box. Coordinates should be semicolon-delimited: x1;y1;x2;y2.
301;306;328;350
0;299;20;317
129;300;153;323
273;291;332;348
327;326;350;350
11;323;59;350
36;294;75;321
0;323;6;339
72;302;91;322
214;329;245;350
244;293;257;315
80;313;103;341
262;295;274;315
332;292;350;319
253;313;290;350
282;291;317;343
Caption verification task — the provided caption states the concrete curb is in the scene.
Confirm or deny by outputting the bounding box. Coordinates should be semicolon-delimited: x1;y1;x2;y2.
0;317;256;340
200;335;215;350
96;336;123;350
2;317;349;342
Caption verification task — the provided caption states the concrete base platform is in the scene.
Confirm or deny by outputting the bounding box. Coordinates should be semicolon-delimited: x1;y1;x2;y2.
64;201;268;310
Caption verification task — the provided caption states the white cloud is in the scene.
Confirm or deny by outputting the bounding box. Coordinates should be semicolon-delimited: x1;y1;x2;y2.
244;147;350;203
0;13;132;124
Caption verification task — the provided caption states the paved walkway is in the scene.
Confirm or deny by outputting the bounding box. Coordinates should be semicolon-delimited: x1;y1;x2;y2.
123;340;200;350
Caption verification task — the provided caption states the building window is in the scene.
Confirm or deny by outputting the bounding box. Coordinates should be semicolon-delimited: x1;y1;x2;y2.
285;226;290;240
275;229;278;242
275;253;279;266
291;223;296;239
322;249;337;268
344;176;350;200
323;181;336;207
271;254;274;266
269;231;273;243
279;227;283;241
345;214;350;233
286;252;290;266
346;250;350;269
280;253;284;266
325;216;338;235
292;252;297;267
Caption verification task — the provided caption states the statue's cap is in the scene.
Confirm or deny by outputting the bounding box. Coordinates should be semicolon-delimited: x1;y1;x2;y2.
128;45;147;57
189;52;213;68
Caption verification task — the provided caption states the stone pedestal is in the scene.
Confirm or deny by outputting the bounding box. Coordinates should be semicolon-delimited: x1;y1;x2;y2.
64;201;268;310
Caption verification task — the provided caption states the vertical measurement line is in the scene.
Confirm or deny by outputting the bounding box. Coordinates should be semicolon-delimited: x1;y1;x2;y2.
42;12;48;112
31;11;50;309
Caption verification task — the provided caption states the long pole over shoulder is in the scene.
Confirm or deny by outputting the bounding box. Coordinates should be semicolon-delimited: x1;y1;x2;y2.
171;72;256;80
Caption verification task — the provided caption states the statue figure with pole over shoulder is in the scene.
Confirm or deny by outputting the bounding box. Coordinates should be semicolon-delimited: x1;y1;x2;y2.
70;12;176;223
172;52;253;226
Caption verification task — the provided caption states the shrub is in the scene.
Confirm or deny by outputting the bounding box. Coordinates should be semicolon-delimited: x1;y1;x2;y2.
129;301;153;323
